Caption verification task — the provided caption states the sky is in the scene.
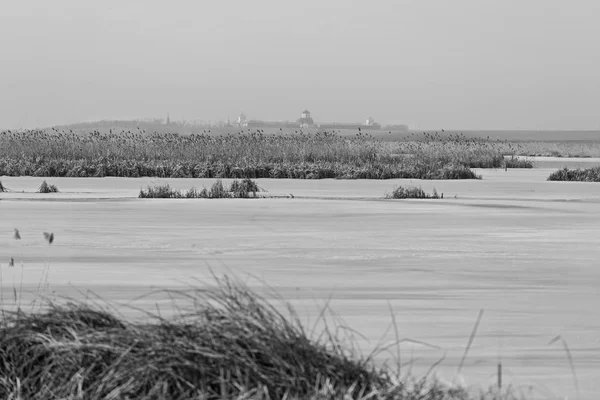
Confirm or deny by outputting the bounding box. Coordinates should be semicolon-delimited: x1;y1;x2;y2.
1;0;599;130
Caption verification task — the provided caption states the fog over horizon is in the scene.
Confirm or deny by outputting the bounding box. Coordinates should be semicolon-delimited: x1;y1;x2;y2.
1;0;599;131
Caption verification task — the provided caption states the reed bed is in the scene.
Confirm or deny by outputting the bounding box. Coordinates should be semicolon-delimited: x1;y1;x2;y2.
385;186;443;199
503;157;533;168
139;179;263;199
547;166;600;182
0;129;531;180
36;180;59;193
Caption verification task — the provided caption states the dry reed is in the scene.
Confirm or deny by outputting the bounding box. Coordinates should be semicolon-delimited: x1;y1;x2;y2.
0;129;532;180
0;275;493;400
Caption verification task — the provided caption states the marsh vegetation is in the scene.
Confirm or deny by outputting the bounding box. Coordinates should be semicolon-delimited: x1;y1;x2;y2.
36;180;59;193
0;129;532;180
385;186;443;199
0;272;524;400
138;179;263;199
547;166;600;182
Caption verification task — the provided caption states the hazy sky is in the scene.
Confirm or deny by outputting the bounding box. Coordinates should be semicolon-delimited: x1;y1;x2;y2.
1;0;599;130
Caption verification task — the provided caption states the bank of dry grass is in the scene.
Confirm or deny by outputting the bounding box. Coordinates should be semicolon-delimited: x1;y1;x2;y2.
0;275;511;400
0;129;532;180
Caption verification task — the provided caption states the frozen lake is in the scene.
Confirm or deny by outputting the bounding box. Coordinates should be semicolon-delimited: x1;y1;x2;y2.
1;169;599;399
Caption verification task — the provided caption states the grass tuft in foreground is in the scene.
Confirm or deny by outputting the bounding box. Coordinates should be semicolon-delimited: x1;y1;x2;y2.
385;186;443;199
0;276;489;400
547;166;600;182
37;180;59;193
138;178;263;199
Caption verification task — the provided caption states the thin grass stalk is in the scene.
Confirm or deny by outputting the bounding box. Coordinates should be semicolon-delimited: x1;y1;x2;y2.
457;309;484;377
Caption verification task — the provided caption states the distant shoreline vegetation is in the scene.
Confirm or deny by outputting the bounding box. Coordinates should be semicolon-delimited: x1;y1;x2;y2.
0;129;531;180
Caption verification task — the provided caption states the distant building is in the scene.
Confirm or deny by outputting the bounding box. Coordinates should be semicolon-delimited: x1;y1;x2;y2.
237;113;248;127
365;116;380;128
233;109;396;131
297;109;315;128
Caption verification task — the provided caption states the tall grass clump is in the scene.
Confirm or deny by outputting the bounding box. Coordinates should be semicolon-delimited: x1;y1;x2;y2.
385;186;443;199
37;180;59;193
138;183;182;198
547;166;600;182
504;157;534;169
139;179;263;199
0;129;532;180
230;177;261;198
0;276;480;400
